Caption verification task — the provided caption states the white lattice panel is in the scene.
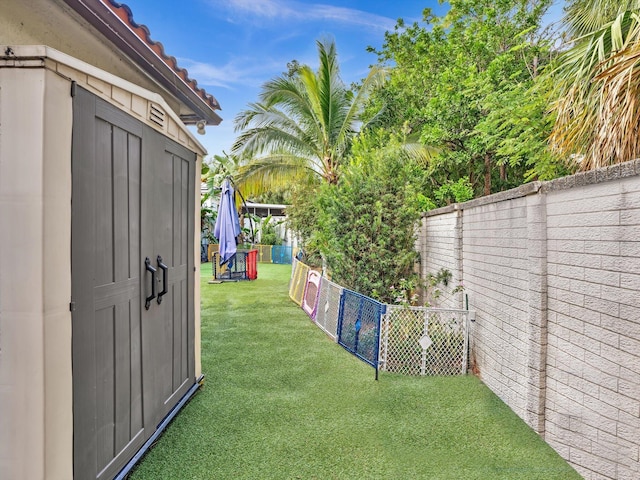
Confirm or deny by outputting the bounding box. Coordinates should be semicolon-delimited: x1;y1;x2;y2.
380;306;469;376
313;277;342;341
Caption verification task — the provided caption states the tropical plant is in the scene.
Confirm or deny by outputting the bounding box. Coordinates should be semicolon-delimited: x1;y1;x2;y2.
204;152;242;199
257;215;283;246
424;268;465;308
232;37;387;197
313;132;426;303
200;198;217;244
200;162;217;243
367;0;560;194
549;1;640;169
389;277;420;308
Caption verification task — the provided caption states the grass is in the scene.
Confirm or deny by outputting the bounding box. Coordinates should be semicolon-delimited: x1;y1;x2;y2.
129;263;580;480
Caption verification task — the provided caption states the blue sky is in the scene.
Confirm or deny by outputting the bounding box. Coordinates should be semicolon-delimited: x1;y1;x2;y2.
120;0;564;159
118;0;442;157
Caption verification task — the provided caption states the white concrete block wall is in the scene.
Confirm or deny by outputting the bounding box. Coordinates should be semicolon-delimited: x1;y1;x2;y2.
419;165;640;479
462;197;531;420
422;211;457;273
421;209;462;308
545;175;640;480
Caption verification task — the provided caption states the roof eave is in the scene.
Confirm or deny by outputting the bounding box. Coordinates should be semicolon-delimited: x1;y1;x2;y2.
63;0;222;126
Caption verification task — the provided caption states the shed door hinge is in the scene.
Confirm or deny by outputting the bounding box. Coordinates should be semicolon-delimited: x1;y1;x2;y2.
69;302;76;312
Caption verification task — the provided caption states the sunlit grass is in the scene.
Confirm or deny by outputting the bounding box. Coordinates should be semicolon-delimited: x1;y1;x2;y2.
130;263;580;480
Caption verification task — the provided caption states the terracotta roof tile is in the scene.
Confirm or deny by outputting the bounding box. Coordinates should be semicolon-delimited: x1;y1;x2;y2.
104;0;221;112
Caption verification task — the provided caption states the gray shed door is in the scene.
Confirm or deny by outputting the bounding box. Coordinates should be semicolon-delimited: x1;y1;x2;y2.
71;87;195;480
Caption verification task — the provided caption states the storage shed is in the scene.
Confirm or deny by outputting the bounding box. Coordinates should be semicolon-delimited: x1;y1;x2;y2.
0;1;222;478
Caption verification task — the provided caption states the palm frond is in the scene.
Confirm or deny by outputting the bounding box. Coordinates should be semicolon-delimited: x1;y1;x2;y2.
332;65;389;161
262;72;319;127
564;0;640;37
589;40;640;167
232;37;388;189
315;39;347;149
550;9;640;168
297;65;327;146
400;143;441;165
233;105;322;160
235;155;319;198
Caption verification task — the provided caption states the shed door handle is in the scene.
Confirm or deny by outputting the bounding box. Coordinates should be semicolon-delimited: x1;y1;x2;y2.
157;255;168;304
144;257;157;310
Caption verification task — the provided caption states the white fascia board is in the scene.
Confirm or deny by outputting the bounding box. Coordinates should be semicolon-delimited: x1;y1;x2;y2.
1;45;207;155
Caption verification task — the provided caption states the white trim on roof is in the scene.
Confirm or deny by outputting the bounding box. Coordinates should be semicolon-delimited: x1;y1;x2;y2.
2;45;207;155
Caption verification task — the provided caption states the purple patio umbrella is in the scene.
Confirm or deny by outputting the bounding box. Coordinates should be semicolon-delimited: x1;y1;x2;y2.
214;178;242;265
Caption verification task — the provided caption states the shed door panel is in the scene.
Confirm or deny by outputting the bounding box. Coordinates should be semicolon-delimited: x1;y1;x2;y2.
141;132;196;427
72;87;195;480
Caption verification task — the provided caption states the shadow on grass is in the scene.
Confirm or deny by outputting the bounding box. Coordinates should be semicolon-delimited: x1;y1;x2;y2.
130;263;581;480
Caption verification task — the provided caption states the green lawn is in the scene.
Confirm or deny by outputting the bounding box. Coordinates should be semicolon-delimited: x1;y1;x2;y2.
130;263;580;480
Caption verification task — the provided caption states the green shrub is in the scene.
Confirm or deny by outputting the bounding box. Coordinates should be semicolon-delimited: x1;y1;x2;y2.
316;132;425;303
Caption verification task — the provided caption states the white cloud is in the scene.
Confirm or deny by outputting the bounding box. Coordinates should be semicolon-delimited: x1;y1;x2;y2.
179;59;233;89
306;4;396;31
223;0;285;19
207;0;396;32
179;56;286;90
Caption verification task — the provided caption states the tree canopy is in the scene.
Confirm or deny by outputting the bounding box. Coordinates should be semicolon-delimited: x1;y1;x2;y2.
223;0;640;303
365;0;567;198
309;132;425;303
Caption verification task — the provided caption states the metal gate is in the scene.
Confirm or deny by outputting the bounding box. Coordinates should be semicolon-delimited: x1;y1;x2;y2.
71;87;195;480
379;306;469;376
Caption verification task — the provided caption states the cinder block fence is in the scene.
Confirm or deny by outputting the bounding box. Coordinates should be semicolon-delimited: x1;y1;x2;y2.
418;161;640;480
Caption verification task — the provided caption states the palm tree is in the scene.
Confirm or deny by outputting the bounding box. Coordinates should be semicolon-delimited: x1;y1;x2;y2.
550;1;640;169
204;152;241;195
231;38;387;196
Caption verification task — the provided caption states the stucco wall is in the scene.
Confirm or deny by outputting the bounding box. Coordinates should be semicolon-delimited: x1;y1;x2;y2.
420;165;640;480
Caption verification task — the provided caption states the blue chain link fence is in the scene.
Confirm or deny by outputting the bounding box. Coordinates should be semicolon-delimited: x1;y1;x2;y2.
337;289;386;375
271;245;293;264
